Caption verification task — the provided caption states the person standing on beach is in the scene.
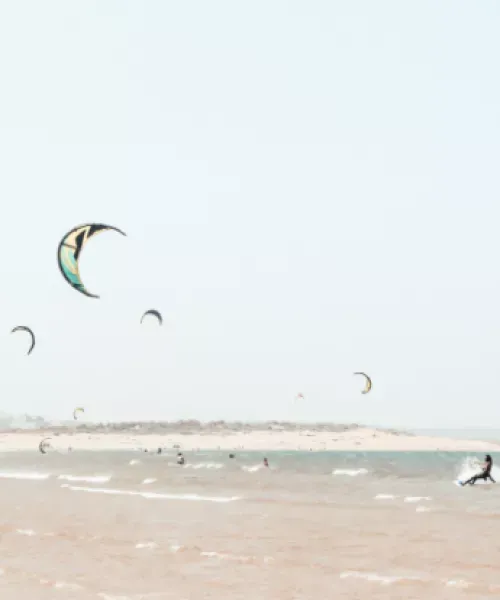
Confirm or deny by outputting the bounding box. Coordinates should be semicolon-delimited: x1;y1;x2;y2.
461;454;495;485
263;457;269;468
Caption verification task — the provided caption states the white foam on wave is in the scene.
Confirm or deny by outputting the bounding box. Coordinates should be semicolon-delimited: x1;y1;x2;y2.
242;464;264;473
58;475;111;483
129;460;141;466
142;478;157;484
340;570;426;585
40;579;83;591
184;462;224;470
374;494;397;500
201;551;252;563
98;593;168;600
16;529;36;536
201;550;270;564
0;471;49;481
416;505;431;513
135;542;158;549
445;579;471;588
333;468;368;477
63;484;241;503
54;581;84;590
141;490;241;503
404;496;431;503
340;571;487;590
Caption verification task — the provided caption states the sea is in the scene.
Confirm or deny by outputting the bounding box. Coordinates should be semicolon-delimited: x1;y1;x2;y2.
0;448;499;599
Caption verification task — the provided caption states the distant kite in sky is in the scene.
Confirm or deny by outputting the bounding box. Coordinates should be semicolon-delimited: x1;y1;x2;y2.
39;437;51;454
11;326;35;355
73;407;85;420
140;309;163;325
57;223;126;298
354;372;372;394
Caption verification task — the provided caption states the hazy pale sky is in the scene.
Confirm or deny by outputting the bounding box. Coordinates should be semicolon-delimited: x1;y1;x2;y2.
0;1;498;428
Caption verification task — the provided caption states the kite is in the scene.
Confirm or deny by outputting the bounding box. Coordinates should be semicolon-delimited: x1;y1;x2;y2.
354;372;372;394
39;437;51;454
140;309;163;325
57;223;126;298
73;407;85;420
11;326;35;355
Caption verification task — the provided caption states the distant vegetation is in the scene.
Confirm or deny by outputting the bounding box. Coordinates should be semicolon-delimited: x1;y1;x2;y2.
0;415;410;436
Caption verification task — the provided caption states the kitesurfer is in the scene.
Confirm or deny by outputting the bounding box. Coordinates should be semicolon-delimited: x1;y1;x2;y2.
461;454;495;485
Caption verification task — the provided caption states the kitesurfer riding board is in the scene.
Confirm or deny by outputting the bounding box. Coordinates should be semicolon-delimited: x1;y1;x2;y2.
457;455;496;486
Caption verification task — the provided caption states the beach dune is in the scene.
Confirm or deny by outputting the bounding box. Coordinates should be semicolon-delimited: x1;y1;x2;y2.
0;422;499;452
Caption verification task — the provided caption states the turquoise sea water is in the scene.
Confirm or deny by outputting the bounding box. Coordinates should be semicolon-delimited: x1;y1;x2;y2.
1;447;498;482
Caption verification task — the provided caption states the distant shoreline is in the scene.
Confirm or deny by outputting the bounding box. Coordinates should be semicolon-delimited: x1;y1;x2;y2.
411;428;500;441
0;420;410;435
0;422;499;452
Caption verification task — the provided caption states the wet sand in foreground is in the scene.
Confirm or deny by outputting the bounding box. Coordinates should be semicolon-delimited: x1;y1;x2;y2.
0;450;499;599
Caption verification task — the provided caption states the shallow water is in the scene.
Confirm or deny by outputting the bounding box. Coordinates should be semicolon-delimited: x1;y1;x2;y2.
0;449;499;598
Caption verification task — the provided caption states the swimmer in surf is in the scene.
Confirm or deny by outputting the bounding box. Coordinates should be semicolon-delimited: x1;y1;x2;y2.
461;454;495;485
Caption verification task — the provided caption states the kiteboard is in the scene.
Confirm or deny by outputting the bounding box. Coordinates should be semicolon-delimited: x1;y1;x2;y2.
454;479;494;487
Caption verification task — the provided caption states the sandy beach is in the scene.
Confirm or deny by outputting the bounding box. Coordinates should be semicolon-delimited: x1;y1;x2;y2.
2;424;500;452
